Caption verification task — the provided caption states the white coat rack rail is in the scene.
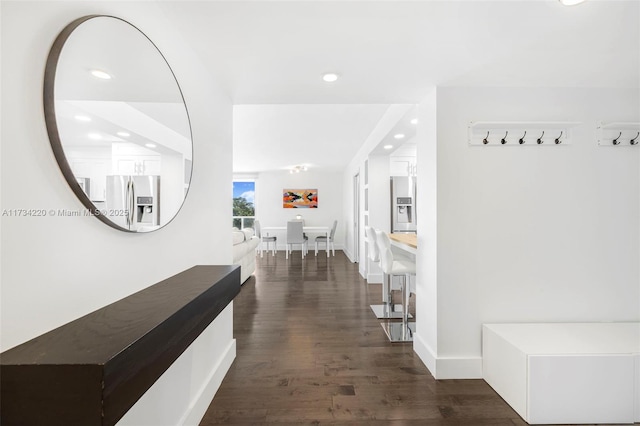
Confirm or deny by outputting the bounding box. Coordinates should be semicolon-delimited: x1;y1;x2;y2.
597;122;640;147
468;122;581;146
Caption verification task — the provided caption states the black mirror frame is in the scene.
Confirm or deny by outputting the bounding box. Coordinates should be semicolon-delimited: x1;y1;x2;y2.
43;15;194;233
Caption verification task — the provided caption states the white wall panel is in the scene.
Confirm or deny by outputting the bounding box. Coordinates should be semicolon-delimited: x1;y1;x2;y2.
415;87;640;377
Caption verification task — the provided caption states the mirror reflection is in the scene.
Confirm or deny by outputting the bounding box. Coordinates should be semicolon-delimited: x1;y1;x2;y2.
45;16;193;232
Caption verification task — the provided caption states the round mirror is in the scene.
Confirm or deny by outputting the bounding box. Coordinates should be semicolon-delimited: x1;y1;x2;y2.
44;15;193;232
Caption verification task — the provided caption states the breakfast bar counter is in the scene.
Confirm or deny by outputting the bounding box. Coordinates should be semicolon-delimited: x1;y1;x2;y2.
389;232;417;255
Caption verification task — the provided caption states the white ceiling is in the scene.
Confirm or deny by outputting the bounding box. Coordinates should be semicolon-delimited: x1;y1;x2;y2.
156;0;639;173
58;16;184;103
233;104;390;173
53;16;191;157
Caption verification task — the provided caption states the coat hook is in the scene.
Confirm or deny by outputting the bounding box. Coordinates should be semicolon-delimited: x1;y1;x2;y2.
483;131;490;145
519;130;526;145
613;131;622;145
537;131;544;145
554;131;563;145
501;131;508;145
631;132;639;145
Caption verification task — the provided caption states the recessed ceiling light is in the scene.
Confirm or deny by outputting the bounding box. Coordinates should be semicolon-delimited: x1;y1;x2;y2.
558;0;585;5
383;145;394;150
145;143;157;148
410;118;418;125
88;133;101;140
394;133;405;139
74;115;91;122
322;73;339;83
90;69;112;80
117;131;130;138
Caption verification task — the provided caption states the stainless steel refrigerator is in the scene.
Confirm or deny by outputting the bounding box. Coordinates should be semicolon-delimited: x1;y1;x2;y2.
391;176;417;233
105;175;160;231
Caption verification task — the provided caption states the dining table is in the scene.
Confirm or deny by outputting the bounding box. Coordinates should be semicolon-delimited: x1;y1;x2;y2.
261;225;331;257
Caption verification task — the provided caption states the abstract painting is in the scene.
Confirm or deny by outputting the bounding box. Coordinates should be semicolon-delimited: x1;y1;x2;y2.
283;189;318;208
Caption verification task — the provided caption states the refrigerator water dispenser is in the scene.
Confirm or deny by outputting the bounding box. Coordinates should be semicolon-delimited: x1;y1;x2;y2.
396;201;413;224
136;196;155;225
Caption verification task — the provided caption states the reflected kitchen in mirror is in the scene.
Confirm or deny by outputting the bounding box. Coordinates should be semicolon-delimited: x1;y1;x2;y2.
44;15;193;232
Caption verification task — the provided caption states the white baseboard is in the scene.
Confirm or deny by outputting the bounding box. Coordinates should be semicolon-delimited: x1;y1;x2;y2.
366;273;383;284
413;332;437;377
181;339;236;425
436;356;483;379
343;248;355;262
413;333;482;379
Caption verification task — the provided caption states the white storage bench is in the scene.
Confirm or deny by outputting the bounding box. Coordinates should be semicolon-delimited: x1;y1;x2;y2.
482;323;640;425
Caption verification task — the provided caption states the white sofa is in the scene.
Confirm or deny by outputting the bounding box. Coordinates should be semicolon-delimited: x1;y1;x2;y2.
232;227;259;284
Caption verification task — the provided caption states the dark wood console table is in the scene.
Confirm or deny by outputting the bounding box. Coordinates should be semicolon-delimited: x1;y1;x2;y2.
0;265;240;426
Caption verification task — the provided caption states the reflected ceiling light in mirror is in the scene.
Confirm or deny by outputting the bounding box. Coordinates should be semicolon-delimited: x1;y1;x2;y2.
88;133;101;140
322;73;339;82
90;69;112;79
558;0;585;5
116;131;130;138
145;143;157;148
384;144;394;150
74;115;91;122
394;133;405;139
410;118;418;125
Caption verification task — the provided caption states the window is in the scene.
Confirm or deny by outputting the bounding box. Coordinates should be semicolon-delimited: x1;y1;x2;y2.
232;181;255;229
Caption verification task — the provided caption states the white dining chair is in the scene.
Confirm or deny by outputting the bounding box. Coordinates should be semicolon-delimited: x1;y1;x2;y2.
286;220;308;259
375;229;416;342
254;220;276;257
315;220;337;256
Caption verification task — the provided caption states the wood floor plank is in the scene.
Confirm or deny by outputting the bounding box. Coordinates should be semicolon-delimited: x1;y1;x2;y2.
200;251;563;425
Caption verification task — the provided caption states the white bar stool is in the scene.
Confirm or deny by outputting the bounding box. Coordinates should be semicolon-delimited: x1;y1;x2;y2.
366;226;409;319
374;229;416;342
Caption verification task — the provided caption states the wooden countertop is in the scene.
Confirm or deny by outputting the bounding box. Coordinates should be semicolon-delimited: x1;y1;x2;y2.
389;233;417;249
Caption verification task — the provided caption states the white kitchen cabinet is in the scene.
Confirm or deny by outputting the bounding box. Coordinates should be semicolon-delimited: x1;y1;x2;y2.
112;143;162;176
69;159;109;201
389;156;416;177
114;157;161;175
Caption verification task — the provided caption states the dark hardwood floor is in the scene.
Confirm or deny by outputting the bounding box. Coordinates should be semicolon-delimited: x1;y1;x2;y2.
200;250;528;425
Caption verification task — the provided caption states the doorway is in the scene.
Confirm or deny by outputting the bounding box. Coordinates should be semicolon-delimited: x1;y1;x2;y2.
353;173;360;263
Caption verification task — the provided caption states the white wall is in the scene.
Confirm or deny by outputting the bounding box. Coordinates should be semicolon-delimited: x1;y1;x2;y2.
342;165;360;263
342;104;413;263
254;169;344;250
364;155;391;282
367;155;391;233
412;88;438;374
1;2;234;423
414;86;640;379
